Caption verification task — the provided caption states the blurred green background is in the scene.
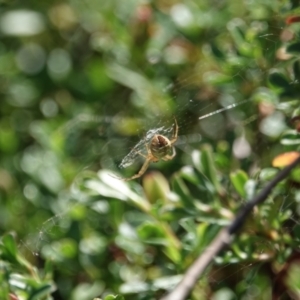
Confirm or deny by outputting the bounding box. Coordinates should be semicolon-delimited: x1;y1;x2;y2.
2;0;300;299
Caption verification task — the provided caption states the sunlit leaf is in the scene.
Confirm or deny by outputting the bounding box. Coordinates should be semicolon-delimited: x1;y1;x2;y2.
259;168;278;181
230;170;248;198
272;151;300;167
143;171;169;203
137;222;166;243
104;295;125;300
281;130;300;145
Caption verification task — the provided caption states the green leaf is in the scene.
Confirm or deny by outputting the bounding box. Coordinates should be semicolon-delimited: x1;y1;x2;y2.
177;166;201;186
244;179;256;201
143;171;169;203
281;129;300;145
200;146;224;196
137;222;166;244
119;275;182;294
291;168;300;182
285;264;300;292
287;42;300;54
203;72;231;85
84;170;151;212
259;168;278;182
230;170;248;198
137;222;181;262
179;218;197;235
28;284;54;300
268;72;290;89
1;233;17;262
293;60;300;81
104;294;125;300
232;243;248;260
171;175;195;207
211;43;225;59
43;260;53;281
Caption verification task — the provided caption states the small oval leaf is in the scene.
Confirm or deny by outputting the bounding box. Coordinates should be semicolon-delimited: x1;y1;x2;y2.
230;170;248;198
287;42;300;54
269;72;290;89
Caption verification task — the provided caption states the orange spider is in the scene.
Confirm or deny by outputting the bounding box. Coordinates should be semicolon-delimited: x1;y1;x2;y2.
116;118;178;181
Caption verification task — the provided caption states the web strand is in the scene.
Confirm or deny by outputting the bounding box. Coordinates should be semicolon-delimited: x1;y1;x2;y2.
198;99;252;121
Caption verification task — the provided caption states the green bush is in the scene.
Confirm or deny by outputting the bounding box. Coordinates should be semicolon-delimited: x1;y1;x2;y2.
1;0;300;299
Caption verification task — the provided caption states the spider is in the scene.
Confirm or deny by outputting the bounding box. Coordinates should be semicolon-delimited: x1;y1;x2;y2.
116;118;178;181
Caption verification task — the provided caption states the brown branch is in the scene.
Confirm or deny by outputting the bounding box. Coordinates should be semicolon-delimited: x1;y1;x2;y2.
161;154;300;300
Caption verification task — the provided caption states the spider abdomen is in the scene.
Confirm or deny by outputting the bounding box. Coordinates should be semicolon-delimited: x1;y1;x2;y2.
150;134;172;159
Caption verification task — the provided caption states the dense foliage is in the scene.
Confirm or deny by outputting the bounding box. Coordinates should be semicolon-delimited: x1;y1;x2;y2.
2;0;300;299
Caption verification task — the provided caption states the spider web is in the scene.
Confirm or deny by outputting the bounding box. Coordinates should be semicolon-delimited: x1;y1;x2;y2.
24;53;273;229
118;125;174;169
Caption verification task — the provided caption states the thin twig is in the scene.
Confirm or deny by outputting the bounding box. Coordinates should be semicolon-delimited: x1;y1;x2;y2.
161;154;300;300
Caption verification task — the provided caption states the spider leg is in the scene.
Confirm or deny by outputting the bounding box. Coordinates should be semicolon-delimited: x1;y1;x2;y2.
119;158;152;181
169;117;178;144
135;150;148;159
113;139;157;181
162;146;176;161
130;142;151;159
